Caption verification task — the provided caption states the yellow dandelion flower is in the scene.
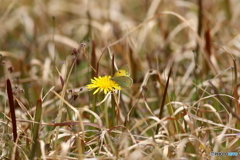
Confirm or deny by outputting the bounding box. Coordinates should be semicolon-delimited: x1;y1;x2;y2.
86;76;121;94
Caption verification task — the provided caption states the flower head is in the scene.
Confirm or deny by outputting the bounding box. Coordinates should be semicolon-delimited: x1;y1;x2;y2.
86;76;121;94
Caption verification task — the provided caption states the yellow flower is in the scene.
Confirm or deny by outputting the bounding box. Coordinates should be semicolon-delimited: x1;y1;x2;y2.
86;76;121;94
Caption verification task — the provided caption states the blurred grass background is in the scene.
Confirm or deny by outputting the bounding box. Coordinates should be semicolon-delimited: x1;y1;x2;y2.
1;0;240;159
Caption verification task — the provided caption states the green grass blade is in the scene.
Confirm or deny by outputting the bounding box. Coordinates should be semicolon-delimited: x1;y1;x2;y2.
30;99;42;160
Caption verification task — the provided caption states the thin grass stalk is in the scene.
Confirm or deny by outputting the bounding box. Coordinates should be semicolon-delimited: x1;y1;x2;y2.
109;57;116;128
195;0;202;73
155;65;179;134
233;60;240;129
77;136;83;160
61;56;78;117
232;58;237;87
64;59;77;120
30;99;42;160
89;42;98;133
54;55;76;149
52;16;56;88
91;40;97;78
85;1;92;40
105;130;116;156
227;51;238;115
18;60;31;110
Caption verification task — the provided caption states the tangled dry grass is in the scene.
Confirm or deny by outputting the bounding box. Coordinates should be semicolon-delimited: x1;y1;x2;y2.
1;0;240;159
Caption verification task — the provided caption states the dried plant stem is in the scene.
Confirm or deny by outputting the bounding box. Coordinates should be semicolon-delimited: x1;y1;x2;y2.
6;79;17;143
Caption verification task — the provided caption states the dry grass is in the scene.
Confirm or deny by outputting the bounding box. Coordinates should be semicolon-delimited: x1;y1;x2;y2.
1;0;240;159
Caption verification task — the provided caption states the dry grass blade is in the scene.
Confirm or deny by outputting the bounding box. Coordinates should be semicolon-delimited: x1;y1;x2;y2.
209;81;240;121
51;90;85;136
2;1;240;159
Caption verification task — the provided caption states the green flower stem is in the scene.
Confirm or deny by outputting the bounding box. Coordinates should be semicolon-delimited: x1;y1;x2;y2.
90;93;97;124
110;93;115;127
